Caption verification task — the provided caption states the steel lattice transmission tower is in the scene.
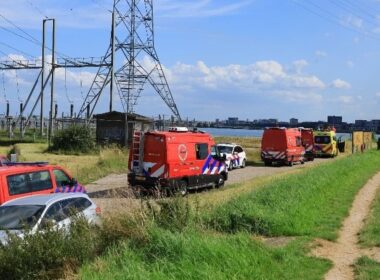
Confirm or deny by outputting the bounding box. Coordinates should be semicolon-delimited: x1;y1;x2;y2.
78;0;181;120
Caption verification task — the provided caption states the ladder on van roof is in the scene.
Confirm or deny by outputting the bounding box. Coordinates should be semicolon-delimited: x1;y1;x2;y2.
132;131;144;174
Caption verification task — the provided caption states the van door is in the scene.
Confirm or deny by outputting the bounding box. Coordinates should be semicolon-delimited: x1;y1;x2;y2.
143;134;167;178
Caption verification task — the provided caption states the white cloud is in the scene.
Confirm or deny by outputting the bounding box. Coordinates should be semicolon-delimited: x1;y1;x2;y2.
166;60;325;93
331;79;351;89
341;15;363;29
0;0;253;29
315;50;327;57
346;60;354;68
0;0;112;29
338;95;354;104
293;59;308;73
157;0;253;18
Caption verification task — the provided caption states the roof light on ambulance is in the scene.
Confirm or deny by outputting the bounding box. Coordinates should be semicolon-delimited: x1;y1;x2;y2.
168;127;189;132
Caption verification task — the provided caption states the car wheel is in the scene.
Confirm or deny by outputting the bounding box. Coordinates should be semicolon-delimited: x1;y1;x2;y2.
228;162;233;171
288;161;293;167
178;180;188;196
216;176;225;188
241;159;246;168
264;161;272;166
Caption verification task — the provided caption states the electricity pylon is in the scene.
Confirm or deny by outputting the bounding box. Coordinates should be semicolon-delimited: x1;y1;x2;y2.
78;0;181;120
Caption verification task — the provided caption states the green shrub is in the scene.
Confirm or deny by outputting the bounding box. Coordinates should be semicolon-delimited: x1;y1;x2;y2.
0;220;100;280
7;145;21;160
50;125;96;154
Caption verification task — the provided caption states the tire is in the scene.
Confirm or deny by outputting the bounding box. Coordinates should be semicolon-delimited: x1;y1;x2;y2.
264;161;272;166
288;161;293;167
216;176;225;188
301;160;305;165
228;162;233;171
241;159;246;168
178;180;188;196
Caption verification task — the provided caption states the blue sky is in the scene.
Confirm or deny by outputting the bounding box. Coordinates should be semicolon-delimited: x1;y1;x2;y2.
1;0;380;122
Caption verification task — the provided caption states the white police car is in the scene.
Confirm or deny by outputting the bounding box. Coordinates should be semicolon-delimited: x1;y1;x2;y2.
217;143;247;170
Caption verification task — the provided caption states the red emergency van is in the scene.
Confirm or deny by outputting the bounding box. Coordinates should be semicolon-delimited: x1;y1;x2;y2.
0;162;84;205
128;128;228;195
261;127;305;166
300;128;315;161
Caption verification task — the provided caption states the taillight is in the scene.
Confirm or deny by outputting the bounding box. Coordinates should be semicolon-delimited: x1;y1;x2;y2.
95;206;101;215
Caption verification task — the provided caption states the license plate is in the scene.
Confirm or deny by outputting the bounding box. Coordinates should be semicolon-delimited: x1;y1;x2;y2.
136;176;146;181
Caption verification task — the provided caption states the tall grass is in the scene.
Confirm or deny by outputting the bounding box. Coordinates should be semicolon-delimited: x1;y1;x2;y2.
354;257;380;280
204;151;380;240
80;229;330;280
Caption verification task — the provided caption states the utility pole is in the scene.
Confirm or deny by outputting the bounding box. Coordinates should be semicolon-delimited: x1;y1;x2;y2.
48;18;55;145
40;20;46;136
78;0;181;121
110;10;115;112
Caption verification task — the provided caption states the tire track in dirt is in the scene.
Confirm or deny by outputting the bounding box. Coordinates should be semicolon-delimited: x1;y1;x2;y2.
312;172;380;280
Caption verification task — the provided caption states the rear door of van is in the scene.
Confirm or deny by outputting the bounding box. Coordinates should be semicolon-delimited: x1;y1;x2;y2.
143;134;167;179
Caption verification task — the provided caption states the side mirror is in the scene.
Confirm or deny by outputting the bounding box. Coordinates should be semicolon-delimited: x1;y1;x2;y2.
70;178;78;186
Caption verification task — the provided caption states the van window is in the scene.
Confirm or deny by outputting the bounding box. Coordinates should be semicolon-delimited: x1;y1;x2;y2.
234;146;243;153
7;171;53;195
296;137;302;147
195;143;208;160
315;136;331;144
53;169;71;187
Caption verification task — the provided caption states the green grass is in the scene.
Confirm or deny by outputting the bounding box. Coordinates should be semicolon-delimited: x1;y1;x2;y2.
354;257;380;280
80;229;330;280
359;190;380;247
205;151;380;240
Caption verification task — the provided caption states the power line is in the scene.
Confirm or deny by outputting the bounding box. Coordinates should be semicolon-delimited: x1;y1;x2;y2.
0;41;37;59
329;0;378;27
0;14;40;44
26;0;48;19
292;0;380;41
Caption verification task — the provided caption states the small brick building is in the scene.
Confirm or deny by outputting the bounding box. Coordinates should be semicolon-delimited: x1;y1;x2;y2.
94;111;153;147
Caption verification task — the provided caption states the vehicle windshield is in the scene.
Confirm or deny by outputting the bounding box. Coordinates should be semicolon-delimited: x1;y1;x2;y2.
217;146;233;154
0;205;45;230
315;136;331;144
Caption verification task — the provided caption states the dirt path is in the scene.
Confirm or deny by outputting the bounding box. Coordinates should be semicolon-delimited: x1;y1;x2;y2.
312;171;380;280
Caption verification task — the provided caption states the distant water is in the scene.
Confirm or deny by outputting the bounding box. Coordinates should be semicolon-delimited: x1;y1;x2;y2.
200;127;353;140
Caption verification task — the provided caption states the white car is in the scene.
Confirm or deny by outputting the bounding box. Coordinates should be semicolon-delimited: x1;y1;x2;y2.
0;193;100;245
217;143;247;170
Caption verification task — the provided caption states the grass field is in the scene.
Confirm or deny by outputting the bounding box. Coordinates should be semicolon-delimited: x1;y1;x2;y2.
76;151;380;279
80;231;330;280
206;151;380;241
